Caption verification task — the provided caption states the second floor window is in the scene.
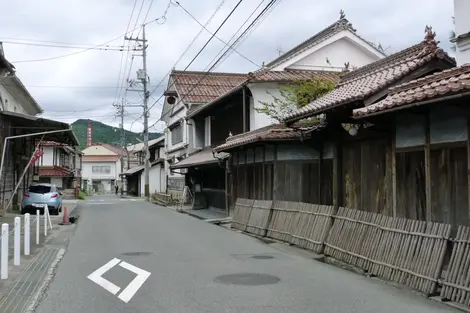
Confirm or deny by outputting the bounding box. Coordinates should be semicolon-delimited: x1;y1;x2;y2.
92;166;111;174
171;124;183;145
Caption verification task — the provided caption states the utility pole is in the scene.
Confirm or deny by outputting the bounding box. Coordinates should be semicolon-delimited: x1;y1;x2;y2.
125;24;150;201
113;99;126;196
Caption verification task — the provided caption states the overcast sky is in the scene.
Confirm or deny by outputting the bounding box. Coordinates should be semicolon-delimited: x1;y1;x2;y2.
1;0;454;133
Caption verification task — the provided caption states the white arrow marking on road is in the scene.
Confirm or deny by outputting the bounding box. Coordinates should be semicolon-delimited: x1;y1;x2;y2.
87;258;121;295
117;261;151;303
87;258;151;303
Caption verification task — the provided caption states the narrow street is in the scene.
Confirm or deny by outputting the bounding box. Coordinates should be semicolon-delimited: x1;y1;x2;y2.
33;195;457;313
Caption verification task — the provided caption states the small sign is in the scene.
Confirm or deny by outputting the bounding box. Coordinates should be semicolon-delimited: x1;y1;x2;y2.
168;177;185;191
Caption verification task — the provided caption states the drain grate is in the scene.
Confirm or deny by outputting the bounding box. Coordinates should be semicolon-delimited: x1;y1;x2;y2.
214;273;280;286
121;252;152;256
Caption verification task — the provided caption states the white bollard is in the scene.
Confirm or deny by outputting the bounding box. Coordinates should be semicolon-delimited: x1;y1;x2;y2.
1;223;9;279
14;217;20;266
44;208;47;237
24;213;30;256
36;210;40;245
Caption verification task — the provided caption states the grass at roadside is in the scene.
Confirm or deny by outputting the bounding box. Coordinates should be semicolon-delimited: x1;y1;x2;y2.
78;190;86;200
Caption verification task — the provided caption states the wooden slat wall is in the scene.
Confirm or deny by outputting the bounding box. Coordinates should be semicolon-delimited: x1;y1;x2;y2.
430;146;469;229
342;140;391;215
396;151;427;220
324;207;451;295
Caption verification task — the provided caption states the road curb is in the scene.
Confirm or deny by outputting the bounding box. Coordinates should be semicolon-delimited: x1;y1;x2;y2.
24;248;66;313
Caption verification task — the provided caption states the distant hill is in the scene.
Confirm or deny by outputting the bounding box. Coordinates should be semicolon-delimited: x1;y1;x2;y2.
71;119;163;150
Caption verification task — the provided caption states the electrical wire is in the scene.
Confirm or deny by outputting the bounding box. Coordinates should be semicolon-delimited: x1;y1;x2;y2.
176;1;259;68
148;0;280;130
145;0;227;100
0;36;124;48
133;0;243;126
1;40;131;51
10;10;170;64
112;0;139;106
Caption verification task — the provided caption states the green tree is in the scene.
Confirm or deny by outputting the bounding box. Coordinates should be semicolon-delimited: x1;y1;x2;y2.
255;78;335;123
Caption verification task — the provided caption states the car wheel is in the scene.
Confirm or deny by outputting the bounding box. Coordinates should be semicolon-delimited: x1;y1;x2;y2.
52;209;59;216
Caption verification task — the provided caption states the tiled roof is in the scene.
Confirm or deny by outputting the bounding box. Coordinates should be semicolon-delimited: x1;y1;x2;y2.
213;124;323;152
284;26;456;123
39;166;72;177
169;70;247;104
170;148;228;169
247;69;340;83
353;64;470;117
265;14;385;69
187;69;340;119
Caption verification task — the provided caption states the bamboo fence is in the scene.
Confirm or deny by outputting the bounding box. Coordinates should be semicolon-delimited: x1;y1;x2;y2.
324;207;451;295
231;198;254;231
245;200;272;236
266;201;334;253
441;225;470;305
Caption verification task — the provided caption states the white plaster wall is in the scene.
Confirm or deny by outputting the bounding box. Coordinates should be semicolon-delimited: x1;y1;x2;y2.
82;161;118;181
248;82;283;130
291;37;380;71
41;147;54;166
0;85;29;114
270;31;383;71
455;0;470;66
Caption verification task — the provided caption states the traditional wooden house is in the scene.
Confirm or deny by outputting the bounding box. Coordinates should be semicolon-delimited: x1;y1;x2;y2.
173;12;382;213
215;27;458;223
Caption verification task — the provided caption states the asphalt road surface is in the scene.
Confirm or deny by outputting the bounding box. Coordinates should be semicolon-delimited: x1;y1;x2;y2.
33;195;458;313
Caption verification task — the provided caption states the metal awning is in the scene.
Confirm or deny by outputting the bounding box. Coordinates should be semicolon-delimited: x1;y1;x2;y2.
120;165;144;176
170;149;229;170
1;111;79;146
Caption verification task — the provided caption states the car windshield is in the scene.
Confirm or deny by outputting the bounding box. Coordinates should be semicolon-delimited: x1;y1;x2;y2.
28;185;52;194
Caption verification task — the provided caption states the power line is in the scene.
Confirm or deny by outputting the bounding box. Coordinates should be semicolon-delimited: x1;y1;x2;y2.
137;0;243;123
10;12;169;64
112;0;139;106
176;1;259;67
0;36;125;48
148;0;280;130
1;40;132;51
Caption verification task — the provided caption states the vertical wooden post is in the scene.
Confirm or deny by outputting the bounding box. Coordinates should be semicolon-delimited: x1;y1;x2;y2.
242;87;247;133
424;113;432;221
264;145;277;238
391;126;397;217
332;142;341;212
262;146;266;200
225;157;230;216
318;147;323;204
467;117;470;222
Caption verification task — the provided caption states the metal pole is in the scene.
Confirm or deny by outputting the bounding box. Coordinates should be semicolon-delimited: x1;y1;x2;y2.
4;135;45;213
14;217;20;266
120;100;125;196
1;223;8;279
24;213;30;255
142;24;150;201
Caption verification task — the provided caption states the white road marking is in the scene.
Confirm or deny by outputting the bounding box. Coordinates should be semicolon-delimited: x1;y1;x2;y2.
117;261;151;303
87;258;151;303
87;258;121;295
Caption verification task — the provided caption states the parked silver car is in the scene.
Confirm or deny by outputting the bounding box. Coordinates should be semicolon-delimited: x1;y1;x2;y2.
21;183;63;215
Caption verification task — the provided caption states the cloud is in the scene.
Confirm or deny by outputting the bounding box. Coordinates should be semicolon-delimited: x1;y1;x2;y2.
0;0;454;133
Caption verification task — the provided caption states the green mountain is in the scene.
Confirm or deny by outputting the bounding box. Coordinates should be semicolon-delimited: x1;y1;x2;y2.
71;119;163;149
